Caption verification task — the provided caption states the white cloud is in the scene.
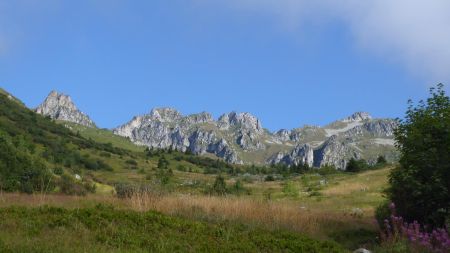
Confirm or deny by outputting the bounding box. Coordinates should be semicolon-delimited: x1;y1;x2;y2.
201;0;450;83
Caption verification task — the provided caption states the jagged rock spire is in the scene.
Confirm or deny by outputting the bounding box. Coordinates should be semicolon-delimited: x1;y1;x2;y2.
36;90;96;128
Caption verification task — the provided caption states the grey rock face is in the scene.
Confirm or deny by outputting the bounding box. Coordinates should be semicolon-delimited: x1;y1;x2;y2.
236;130;265;151
218;112;264;134
268;144;314;167
342;112;372;122
273;129;291;142
113;108;243;164
313;136;353;169
36;91;96;128
115;109;398;169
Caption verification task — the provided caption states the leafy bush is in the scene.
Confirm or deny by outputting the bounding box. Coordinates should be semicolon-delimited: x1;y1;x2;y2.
387;84;450;227
230;180;250;196
58;174;95;196
211;175;227;196
345;158;368;172
282;181;299;198
264;175;275;181
125;159;138;166
53;167;64;175
114;183;136;198
376;155;387;165
0;130;54;193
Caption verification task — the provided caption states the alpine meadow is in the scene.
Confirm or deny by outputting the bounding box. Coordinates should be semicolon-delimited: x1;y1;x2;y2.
1;1;450;253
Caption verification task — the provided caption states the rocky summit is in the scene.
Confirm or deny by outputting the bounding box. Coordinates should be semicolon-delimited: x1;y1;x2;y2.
36;91;96;128
114;109;399;169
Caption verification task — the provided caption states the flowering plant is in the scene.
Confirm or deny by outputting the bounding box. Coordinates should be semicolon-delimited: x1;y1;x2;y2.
382;203;450;253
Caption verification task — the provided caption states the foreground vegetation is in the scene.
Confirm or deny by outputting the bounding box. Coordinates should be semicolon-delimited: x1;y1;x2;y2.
0;204;346;253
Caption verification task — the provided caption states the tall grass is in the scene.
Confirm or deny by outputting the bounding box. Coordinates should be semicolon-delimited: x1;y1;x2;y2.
127;192;374;240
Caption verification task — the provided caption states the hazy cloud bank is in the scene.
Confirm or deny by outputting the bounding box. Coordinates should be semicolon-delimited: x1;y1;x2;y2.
202;0;450;83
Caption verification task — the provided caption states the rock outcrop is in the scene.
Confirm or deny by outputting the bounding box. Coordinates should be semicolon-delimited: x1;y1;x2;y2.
36;91;96;128
115;108;398;169
113;108;244;164
269;144;314;167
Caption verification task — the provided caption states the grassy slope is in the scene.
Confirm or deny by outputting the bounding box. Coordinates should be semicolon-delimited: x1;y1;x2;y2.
0;205;346;253
61;122;145;153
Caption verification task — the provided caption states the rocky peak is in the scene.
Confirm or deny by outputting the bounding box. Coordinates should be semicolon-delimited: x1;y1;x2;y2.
149;108;183;122
184;112;213;124
36;91;96;128
218;112;263;133
342;112;372;122
273;129;292;142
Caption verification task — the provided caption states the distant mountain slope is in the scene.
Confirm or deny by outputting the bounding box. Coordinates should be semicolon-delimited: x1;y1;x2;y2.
36;91;96;127
114;109;399;169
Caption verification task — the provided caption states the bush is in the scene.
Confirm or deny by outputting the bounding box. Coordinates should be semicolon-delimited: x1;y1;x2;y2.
59;174;89;196
345;158;367;172
375;201;391;229
230;180;249;196
115;183;135;198
282;181;299;198
387;84;450;227
53;167;64;175
264;175;275;181
211;175;227;196
125;159;138;166
376;155;387;165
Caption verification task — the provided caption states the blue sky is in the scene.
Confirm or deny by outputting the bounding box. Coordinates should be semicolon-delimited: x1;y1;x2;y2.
0;1;449;131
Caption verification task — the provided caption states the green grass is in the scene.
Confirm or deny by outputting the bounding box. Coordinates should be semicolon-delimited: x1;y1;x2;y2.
0;205;347;253
61;122;145;153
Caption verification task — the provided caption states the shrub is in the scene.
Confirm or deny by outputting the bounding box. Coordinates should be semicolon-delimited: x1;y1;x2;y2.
59;174;88;196
345;158;367;172
282;181;299;198
230;180;249;196
157;156;169;170
53;167;64;175
387;84;450;227
125;159;138;166
115;183;135;198
264;175;275;181
376;155;387;165
211;175;227;196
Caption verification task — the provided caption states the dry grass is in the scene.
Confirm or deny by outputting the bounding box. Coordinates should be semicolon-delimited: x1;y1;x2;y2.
127;191;375;239
0;191;374;240
322;167;390;196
